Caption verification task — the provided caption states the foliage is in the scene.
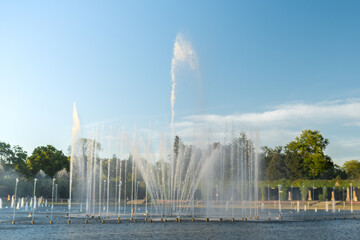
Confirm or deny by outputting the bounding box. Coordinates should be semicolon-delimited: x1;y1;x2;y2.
0;142;13;165
286;129;333;179
265;147;286;180
342;160;360;179
26;145;69;178
284;149;304;180
0;141;28;177
10;145;29;177
261;130;343;181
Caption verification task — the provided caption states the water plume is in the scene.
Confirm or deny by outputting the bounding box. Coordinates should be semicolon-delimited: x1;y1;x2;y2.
170;33;198;136
69;102;81;211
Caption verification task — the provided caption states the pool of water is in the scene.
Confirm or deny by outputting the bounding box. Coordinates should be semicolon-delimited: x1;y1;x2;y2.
1;206;359;240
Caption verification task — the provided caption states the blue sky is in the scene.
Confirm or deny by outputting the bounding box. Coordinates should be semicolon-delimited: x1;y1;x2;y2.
1;1;360;165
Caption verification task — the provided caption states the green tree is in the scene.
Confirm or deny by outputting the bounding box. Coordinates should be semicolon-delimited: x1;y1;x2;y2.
261;146;279;180
26;145;69;178
331;164;347;179
286;129;334;179
342;160;360;179
9;145;28;177
284;149;304;180
265;147;287;180
0;142;13;166
0;141;28;176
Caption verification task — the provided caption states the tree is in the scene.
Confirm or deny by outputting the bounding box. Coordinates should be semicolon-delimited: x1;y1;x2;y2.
284;149;304;180
0;141;28;176
9;145;28;177
265;147;287;180
286;129;334;179
261;146;279;180
342;160;360;179
26;145;69;178
330;164;347;179
0;142;13;166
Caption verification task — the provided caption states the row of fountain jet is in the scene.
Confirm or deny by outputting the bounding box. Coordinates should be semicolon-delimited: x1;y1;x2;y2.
68;114;261;220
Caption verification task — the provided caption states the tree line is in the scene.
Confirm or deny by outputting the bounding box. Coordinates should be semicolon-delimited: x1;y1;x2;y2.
1;129;360;198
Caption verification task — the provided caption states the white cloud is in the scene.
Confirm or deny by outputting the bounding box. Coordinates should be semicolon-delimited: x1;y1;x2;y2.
174;99;360;164
182;99;360;127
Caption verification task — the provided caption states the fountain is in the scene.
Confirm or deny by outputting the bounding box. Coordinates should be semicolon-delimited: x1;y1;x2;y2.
67;109;260;221
0;34;358;234
62;34;359;224
63;35;263;222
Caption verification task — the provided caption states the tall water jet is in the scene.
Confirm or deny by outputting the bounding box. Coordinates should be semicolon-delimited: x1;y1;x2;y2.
12;178;18;223
32;178;37;223
51;178;55;222
92;128;98;217
170;33;199;211
99;125;105;217
106;130;112;217
69;102;81;212
170;33;198;140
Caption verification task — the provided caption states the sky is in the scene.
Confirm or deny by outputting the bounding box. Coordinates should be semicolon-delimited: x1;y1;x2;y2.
1;0;360;165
